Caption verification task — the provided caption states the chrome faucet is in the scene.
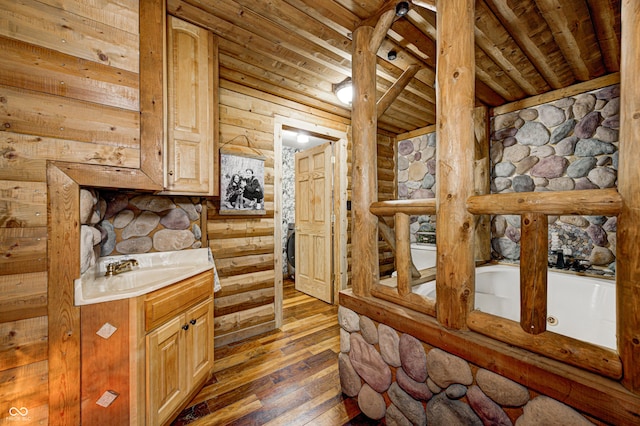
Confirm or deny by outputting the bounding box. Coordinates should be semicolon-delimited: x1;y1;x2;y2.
105;258;139;276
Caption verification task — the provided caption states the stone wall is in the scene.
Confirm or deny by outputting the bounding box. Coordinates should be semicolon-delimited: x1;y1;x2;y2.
397;84;619;273
282;146;298;275
338;307;595;425
79;189;203;274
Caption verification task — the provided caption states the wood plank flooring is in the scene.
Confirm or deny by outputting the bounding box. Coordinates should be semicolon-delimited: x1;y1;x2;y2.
171;280;376;426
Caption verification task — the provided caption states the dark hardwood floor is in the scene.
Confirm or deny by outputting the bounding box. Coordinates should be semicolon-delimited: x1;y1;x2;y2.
172;279;377;426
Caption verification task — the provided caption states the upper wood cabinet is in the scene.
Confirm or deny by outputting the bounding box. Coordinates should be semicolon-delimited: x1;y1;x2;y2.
164;16;219;196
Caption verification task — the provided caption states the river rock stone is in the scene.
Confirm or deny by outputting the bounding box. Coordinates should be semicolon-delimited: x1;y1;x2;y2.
593;126;618;143
398;155;409;171
492;216;507;237
566;157;597;178
519;108;538;121
555;136;578;156
494;162;516;177
505;215;521;228
515;156;539;174
491;141;504;164
493;177;512;192
80;189;97;224
596;84;620;101
103;192;129;219
80;225;97;273
574;177;599;190
587;167;617;188
559;215;589;227
358;384;386;420
494;112;519;130
574;139;617;157
426;158;436;175
399;334;427;382
388;382;426;426
338;306;360;332
612;151;619;170
427;378;441;394
130;195;176;212
152;229;195;251
414;152;422;161
349;333;391;393
515;121;550;146
597;156;612;166
492;237;520;260
397;367;433;401
505;226;520;243
547;177;575;191
113;209;135;228
379;324;401;367
421;173;435;189
445;384;467;399
530;156;568;179
503;144;530;163
340;328;350;353
512;175;535;193
589;246;615;266
386;404;412;426
549;119;576;143
602;114;619;129
533;177;549;187
99;220;116;256
339;352;361;397
572;93;596;120
538;105;566;127
530;145;555;158
160;208;191;230
475;368;530;406
574;111;600;139
175;197;201;221
503;136;518;147
192;223;202;240
427;393;482;426
516;396;592;426
601;96;620;118
360;316;378;345
554;97;575;109
603;216;617;232
466;385;513;426
421;146;436;161
122;211;160;239
586;224;608;246
494;127;518;140
425;348;473;388
116;236;153;254
399;140;414;155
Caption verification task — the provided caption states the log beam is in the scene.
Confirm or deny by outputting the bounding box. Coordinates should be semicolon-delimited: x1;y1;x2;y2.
435;0;476;329
377;64;421;118
617;0;640;393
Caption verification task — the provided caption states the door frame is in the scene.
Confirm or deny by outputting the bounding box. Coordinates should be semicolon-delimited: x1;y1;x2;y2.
273;116;348;327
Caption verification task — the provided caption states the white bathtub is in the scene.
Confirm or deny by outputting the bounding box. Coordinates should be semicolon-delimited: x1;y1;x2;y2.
412;264;616;350
391;243;437;277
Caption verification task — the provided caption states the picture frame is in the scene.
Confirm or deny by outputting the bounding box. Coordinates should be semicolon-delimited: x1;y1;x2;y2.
219;145;266;215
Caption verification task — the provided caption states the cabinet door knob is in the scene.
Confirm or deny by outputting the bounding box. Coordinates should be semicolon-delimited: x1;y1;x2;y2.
182;324;189;331
168;170;174;176
190;319;197;325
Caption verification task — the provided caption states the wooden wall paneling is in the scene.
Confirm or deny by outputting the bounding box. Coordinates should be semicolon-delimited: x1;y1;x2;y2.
0;360;49;424
0;315;48;370
216;270;276;297
0;180;47;228
0;85;140;149
214;305;275;340
0;272;47;323
207;218;275;239
0;227;47;276
617;0;640;393
435;0;476;329
0;133;140;182
46;164;81;426
214;288;275;317
0;36;139;111
0;0;139;73
35;0;139;35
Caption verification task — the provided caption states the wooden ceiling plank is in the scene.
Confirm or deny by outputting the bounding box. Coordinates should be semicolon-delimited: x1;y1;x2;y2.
475;48;528;101
535;0;606;81
586;0;621;73
377;64;421;118
484;0;574;90
282;0;360;38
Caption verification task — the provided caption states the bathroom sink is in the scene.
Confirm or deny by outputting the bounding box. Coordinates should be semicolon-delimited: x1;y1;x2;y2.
74;248;215;305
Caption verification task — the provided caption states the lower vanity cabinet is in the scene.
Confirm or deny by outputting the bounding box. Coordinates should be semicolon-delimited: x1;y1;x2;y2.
80;270;214;426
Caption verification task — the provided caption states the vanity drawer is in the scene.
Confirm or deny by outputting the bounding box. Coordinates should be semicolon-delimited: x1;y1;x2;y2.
144;270;213;332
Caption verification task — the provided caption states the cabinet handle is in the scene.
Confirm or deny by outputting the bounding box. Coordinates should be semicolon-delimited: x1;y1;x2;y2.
182;324;189;331
190;319;197;325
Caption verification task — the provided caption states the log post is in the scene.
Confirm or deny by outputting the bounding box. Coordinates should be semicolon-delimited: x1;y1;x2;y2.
520;213;548;334
617;0;640;393
395;212;412;296
435;0;476;329
351;25;379;296
473;106;491;262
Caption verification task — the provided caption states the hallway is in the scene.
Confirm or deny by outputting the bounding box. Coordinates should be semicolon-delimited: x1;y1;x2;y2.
171;280;374;425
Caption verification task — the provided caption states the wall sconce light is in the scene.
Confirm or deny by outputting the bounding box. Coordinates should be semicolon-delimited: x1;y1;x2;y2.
333;77;353;105
395;1;410;17
388;50;398;61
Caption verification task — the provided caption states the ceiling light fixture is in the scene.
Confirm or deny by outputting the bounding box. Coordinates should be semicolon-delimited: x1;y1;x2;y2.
333;77;353;105
296;133;309;144
395;1;410;17
388;50;398;61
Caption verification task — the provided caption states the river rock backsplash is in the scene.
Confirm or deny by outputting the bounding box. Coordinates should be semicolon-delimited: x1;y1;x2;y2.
397;84;619;271
339;307;595;425
79;190;203;274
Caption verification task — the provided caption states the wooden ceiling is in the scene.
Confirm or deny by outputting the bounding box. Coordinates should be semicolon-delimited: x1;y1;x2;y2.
167;0;621;135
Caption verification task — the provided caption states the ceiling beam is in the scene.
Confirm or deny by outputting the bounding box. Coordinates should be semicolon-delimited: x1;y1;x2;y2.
377;64;420;118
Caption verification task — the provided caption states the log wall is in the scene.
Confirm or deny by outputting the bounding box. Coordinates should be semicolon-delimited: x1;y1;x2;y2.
0;0;140;423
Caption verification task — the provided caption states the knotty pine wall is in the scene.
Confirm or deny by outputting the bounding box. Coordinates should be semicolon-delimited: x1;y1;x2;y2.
1;0;140;423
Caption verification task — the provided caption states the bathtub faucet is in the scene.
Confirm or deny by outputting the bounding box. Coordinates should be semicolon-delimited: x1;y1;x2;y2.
551;250;565;269
105;258;139;276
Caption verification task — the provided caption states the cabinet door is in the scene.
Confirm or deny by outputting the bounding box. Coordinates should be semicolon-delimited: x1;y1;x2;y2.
146;315;186;426
166;16;215;195
185;299;214;388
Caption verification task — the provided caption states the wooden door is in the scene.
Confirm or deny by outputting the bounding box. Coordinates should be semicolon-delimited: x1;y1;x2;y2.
295;142;333;303
166;16;214;194
185;299;213;388
146;315;186;426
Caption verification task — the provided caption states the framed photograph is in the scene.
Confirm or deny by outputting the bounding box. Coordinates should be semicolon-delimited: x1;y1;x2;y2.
220;145;266;215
